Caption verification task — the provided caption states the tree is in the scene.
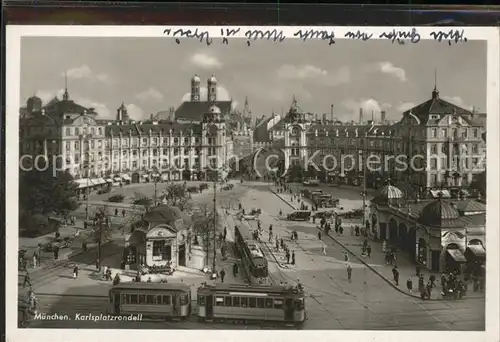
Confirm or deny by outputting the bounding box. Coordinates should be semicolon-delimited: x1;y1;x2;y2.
19;168;80;218
470;171;486;198
191;203;220;265
132;192;153;209
162;182;190;210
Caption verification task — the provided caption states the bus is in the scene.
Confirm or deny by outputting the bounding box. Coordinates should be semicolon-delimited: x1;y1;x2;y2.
108;282;191;320
196;283;306;326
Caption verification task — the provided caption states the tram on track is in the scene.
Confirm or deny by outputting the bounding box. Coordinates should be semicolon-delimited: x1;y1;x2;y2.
108;282;191;319
234;224;268;283
196;283;306;326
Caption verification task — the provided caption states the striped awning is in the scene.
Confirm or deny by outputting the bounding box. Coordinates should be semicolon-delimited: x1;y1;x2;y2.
106;178;113;183
74;179;92;189
447;249;466;262
121;174;131;181
113;177;121;182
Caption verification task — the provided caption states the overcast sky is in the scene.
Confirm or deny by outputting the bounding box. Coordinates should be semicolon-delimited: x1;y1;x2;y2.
20;37;486;121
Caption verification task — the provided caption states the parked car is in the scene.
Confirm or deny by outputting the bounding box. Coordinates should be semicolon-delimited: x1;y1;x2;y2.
43;236;72;252
287;210;312;221
97;187;111;195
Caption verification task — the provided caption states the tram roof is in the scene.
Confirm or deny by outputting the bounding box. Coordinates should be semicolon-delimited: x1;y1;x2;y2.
198;283;301;295
111;282;191;292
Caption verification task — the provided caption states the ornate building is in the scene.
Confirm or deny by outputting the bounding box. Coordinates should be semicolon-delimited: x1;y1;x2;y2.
272;85;486;195
19;82;234;183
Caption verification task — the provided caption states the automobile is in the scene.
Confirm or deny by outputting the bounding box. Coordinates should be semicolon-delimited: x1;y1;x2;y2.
187;186;199;193
287;210;312;221
43;236;72;252
238;214;258;221
97;187;111;195
199;183;209;190
221;184;233;191
313;211;336;219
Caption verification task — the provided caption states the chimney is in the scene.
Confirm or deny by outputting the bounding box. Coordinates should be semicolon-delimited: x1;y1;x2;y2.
330;104;334;121
381;110;386;124
359;108;363;124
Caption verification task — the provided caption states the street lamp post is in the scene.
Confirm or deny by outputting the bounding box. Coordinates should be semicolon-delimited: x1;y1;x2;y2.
212;170;217;277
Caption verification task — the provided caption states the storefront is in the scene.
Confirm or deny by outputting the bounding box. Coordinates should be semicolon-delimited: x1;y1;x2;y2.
121;174;131;184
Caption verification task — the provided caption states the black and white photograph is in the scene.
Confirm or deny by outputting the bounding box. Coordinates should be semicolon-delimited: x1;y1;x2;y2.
5;26;499;339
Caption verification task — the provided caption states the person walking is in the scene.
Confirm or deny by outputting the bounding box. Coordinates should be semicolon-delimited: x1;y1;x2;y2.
406;277;413;292
346;265;352;282
318;231;322;241
286;250;290;264
32;253;38;269
291;251;296;265
23;272;31;288
73;265;79;279
322;243;327;256
339;226;344;235
122;209;126;217
392;266;399;286
220;269;226;283
344;252;349;262
115;208;118;216
233;263;239;277
366;244;372;258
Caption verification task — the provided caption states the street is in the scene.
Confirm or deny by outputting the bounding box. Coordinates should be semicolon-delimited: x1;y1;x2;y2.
20;182;484;330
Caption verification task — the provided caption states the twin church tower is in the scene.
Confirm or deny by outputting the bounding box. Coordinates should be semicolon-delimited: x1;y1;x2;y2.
190;74;218;102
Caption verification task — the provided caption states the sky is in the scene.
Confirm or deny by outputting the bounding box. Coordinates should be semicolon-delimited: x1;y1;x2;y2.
20;37;486;122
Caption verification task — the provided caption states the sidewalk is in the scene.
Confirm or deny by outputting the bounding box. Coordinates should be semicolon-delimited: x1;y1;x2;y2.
270;187;485;301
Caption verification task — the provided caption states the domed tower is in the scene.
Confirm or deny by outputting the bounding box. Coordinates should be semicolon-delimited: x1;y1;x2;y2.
27;95;42;113
116;102;129;122
207;75;217;102
191;74;201;102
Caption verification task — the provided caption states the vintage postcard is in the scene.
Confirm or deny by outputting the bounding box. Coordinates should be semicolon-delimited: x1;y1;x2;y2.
5;26;499;341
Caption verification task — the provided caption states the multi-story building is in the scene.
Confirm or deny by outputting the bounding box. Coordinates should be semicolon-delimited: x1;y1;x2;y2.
19;78;235;183
274;85;486;196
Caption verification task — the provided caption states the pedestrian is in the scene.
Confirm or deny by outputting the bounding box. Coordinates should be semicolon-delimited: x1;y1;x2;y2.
339;226;344;235
418;274;425;293
366;244;372;258
286;250;290;264
392;266;399;286
355;226;360;236
103;265;108;277
114;208;118;216
224;227;227;240
32;253;37;268
73;265;79;279
335;225;339;234
106;268;112;281
147;277;152;283
406;277;413;292
82;240;88;251
426;281;433;299
429;274;436;288
347;265;352;282
54;246;59;260
416;266;421;277
291;251;296;265
344;252;349;262
23;272;31;288
322;244;327;256
122;209;126;217
113;273;121;285
318;231;322;240
233;263;239;277
280;238;284;249
220;269;226;283
95;259;99;271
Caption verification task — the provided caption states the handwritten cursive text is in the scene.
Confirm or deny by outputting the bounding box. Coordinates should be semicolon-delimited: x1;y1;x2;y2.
344;30;373;41
379;28;421;44
163;28;212;46
430;30;467;45
293;29;336;45
244;29;286;46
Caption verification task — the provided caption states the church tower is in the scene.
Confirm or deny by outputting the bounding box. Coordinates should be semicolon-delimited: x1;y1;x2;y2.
63;71;69;101
191;74;201;102
207;75;217;102
116;103;129;122
242;96;252;118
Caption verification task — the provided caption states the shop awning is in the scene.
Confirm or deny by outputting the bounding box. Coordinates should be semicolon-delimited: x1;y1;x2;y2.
430;190;451;198
91;178;106;185
142;174;149;178
121;174;131;181
447;249;467;262
106;178;113;183
113;176;121;182
74;179;91;189
161;174;169;181
152;173;160;177
466;245;486;258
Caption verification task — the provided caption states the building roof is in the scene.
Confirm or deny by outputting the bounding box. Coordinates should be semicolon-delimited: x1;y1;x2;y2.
418;199;463;228
402;91;476;126
144;205;182;225
43;98;93;116
307;123;374;137
175;101;232;122
372;184;404;205
105;122;202;136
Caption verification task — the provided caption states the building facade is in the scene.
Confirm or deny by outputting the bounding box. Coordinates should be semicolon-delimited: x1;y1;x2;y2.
272;86;486;195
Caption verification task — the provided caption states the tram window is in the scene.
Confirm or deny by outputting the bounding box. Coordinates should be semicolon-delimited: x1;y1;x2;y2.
121;294;128;304
232;297;240;307
162;295;171;305
274;299;283;309
215;296;224;306
295;299;304;310
156;295;162;305
146;295;155;304
257;298;265;308
249;298;256;308
265;298;273;308
241;297;248;307
180;293;188;305
224;296;232;307
198;295;205;305
129;294;138;304
138;295;146;304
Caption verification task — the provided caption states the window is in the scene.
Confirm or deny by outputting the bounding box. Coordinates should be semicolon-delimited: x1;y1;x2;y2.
98;127;102;135
472;144;478;153
146;295;155;304
163;138;168;145
274;299;283;309
215;296;224;306
129;294;138;304
257;298;265;308
431;144;437;154
430;159;437;170
121;294;128;304
163;149;168;156
441;128;448;137
431;128;437;138
142;138;148;145
198;295;205;305
249;297;256;308
91;127;96;135
473;129;478;138
452;128;457;138
162;295;171;305
152;240;164;257
224;296;232;307
66;142;71;151
232;297;240;307
241;297;248;307
75;128;80;135
174;138;179;145
65;128;71;136
184;137;189;145
265;298;273;308
294;299;304;310
156;295;162;305
91;140;95;148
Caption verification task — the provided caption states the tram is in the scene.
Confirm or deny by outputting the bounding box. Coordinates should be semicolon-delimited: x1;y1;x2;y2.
234;224;268;283
108;282;191;319
196;283;306;326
